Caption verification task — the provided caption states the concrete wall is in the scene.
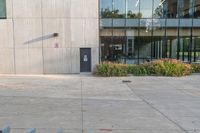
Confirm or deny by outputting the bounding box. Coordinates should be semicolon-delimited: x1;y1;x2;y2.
0;0;99;74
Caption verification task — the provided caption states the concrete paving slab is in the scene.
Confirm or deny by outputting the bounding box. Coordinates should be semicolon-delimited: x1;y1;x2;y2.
0;97;82;129
125;75;200;132
82;99;182;131
82;77;141;101
9;129;82;133
83;129;184;133
0;75;199;133
0;75;81;99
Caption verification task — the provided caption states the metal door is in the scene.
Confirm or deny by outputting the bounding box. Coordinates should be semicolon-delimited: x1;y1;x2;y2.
80;48;91;72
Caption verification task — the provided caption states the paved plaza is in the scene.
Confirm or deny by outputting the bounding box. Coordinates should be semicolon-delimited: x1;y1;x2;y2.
0;74;200;133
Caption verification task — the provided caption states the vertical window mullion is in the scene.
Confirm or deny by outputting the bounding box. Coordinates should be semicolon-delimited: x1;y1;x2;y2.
138;0;141;64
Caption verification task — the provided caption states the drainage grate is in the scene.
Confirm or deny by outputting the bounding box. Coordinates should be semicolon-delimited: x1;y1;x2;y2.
122;80;132;83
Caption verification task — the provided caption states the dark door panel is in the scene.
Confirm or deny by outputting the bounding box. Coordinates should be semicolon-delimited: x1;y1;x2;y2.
80;48;91;72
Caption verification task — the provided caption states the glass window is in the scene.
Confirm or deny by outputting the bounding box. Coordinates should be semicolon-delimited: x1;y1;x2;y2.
167;0;178;18
194;0;200;18
126;19;139;27
178;0;193;18
192;26;200;62
126;28;139;64
153;0;166;18
166;27;178;59
100;35;127;62
192;34;200;62
140;0;153;18
99;0;200;64
179;19;192;62
0;0;6;18
152;19;166;59
139;18;152;62
100;0;112;18
127;0;140;18
113;0;126;18
193;19;200;27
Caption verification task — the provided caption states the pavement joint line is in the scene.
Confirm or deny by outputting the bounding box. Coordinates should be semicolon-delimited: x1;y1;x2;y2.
0;95;82;101
81;78;84;133
0;95;143;102
8;127;191;131
7;128;82;130
125;81;189;133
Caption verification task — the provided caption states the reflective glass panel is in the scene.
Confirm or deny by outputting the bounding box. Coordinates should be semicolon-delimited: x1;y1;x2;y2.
99;0;200;64
192;35;200;62
167;0;178;18
153;0;166;18
194;0;200;18
153;19;166;59
139;19;152;62
113;0;126;18
166;27;178;59
178;0;193;18
0;0;6;18
127;0;140;18
100;0;112;18
140;0;153;18
179;19;191;62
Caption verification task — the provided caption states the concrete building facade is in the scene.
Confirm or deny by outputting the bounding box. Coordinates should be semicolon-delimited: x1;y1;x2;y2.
0;0;99;74
1;0;200;74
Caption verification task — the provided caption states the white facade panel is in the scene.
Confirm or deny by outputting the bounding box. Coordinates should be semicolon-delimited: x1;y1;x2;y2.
0;0;99;74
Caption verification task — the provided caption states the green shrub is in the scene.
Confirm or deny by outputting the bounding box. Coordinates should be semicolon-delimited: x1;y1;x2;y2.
191;63;200;73
96;62;128;77
127;63;154;76
96;59;192;77
132;64;148;76
150;59;191;77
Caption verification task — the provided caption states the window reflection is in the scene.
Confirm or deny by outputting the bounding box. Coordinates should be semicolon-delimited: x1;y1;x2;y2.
100;0;112;18
152;18;166;59
167;0;178;18
194;0;200;18
0;0;6;18
100;0;200;64
153;0;166;18
179;26;191;62
193;36;200;62
178;0;193;18
100;0;200;19
166;27;178;59
127;0;140;18
140;0;153;18
113;0;126;18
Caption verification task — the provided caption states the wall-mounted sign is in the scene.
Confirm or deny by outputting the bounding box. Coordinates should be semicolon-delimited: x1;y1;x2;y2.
83;55;88;62
55;43;59;48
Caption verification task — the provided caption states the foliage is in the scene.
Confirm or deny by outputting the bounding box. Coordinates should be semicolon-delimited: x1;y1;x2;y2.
127;11;142;18
96;62;128;77
150;59;191;77
101;8;143;18
96;59;192;77
191;63;200;73
101;8;125;18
